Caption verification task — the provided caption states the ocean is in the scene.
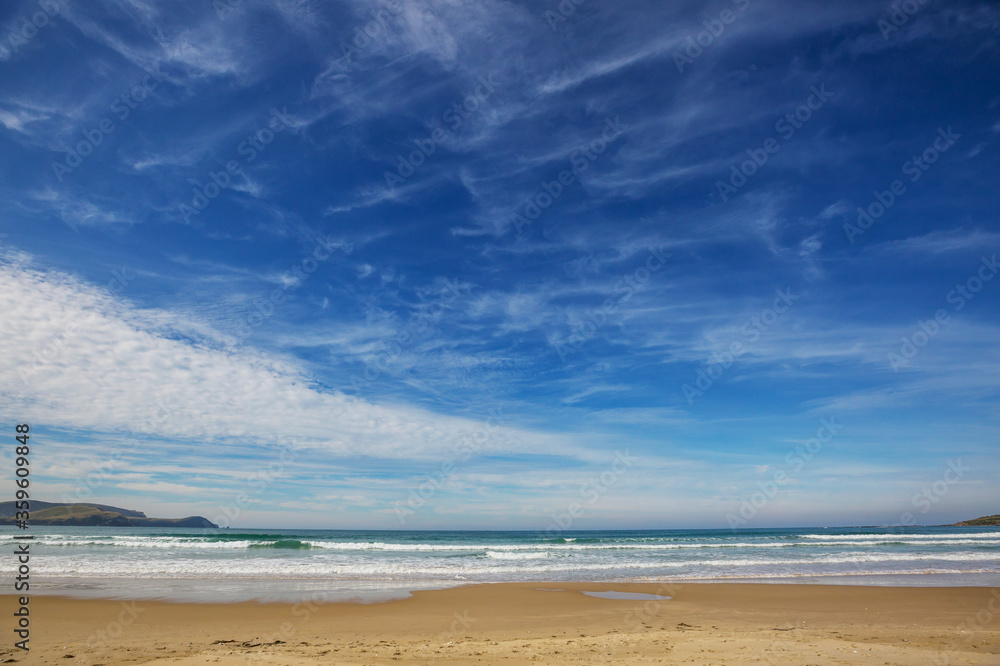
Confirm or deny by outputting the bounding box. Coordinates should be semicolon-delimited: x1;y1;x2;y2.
5;526;999;603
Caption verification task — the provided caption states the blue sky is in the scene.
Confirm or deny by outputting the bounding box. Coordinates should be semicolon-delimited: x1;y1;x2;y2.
1;0;998;529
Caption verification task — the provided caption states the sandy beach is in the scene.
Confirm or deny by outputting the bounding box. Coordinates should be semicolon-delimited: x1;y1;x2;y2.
5;583;998;664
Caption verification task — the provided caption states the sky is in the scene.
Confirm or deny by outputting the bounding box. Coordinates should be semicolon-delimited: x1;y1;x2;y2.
1;0;998;530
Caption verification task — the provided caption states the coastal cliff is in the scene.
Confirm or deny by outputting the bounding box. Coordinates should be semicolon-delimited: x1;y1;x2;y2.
0;501;218;527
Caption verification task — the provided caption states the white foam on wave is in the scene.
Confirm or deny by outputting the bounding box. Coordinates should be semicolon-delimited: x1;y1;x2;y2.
298;541;781;552
22;549;998;581
37;538;264;549
485;551;549;560
800;533;1000;540
801;539;1000;546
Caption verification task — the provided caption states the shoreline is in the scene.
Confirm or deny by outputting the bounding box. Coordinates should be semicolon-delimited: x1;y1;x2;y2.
25;570;1000;606
8;582;999;664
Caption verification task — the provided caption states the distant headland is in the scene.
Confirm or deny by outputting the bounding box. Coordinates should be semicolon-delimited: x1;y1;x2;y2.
952;514;1000;526
0;500;218;528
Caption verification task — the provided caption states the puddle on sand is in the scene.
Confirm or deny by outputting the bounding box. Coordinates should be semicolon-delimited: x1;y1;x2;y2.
581;591;673;601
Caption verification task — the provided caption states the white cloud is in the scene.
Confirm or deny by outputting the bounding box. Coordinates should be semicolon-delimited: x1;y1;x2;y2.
818;200;849;220
61;3;254;84
30;188;135;228
115;481;218;496
124;151;203;171
798;233;823;256
0;105;50;134
872;229;1000;255
0;253;576;462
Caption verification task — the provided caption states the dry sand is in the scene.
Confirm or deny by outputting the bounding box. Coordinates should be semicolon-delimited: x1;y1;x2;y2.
5;583;999;664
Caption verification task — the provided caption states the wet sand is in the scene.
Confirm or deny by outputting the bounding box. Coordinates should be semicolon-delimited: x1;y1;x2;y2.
5;582;1000;664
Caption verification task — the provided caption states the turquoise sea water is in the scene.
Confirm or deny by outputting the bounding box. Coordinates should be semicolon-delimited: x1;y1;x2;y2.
3;526;998;602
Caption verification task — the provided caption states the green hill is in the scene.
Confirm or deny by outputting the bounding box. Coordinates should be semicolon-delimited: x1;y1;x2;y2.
0;500;145;518
23;505;133;526
0;501;217;528
953;514;1000;526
